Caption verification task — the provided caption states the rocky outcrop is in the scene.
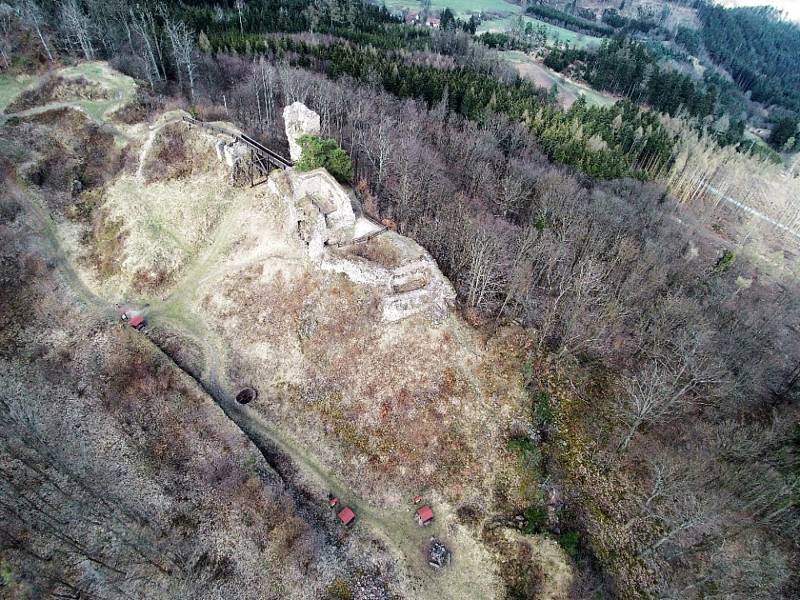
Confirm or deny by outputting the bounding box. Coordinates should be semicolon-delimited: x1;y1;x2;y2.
278;102;456;323
283;101;321;162
289;168;356;251
320;251;456;323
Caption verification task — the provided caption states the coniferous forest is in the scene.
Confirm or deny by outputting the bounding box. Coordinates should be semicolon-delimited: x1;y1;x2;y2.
697;3;800;114
544;36;716;119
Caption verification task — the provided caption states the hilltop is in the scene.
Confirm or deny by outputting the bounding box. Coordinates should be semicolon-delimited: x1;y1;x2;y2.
0;61;578;600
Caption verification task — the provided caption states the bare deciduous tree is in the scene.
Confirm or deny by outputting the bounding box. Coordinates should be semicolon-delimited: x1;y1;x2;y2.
0;4;13;68
164;18;197;103
18;0;53;62
60;0;95;60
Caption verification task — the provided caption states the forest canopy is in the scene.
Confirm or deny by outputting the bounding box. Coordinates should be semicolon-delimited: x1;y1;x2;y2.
697;3;800;114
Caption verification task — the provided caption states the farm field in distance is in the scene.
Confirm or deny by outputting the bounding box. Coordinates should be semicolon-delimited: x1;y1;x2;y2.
381;0;520;17
477;14;603;48
378;0;603;47
503;50;616;107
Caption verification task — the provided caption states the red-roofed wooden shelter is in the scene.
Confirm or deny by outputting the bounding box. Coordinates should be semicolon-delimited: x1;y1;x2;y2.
338;507;356;526
416;505;434;526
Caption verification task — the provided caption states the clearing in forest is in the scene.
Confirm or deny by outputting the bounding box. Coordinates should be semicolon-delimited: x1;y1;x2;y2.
503;50;616;108
477;15;604;48
382;0;520;17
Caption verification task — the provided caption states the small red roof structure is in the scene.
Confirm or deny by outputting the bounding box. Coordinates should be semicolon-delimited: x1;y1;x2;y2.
416;505;434;526
338;507;356;526
329;497;339;508
128;315;145;329
413;495;423;504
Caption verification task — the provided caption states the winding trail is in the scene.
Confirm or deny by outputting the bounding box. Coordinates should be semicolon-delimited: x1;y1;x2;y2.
18;177;499;600
6;62;500;594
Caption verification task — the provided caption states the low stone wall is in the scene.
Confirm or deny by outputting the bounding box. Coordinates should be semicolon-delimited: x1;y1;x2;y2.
288;168;356;245
275;103;457;323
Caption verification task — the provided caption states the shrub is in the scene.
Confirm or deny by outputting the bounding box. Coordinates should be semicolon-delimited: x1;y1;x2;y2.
508;436;545;483
714;249;735;274
675;26;701;54
326;577;353;600
532;391;553;429
296;135;353;182
351;239;401;268
0;197;21;224
523;505;548;534
508;437;535;455
557;530;580;558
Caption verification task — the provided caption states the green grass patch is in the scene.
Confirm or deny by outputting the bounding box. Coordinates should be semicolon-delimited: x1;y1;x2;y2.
478;15;603;49
532;390;553;429
503;50;616;108
382;0;520;18
0;73;33;113
523;504;548;534
557;530;580;558
2;63;137;123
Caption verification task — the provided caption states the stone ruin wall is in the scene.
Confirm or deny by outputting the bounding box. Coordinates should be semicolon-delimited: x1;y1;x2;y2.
203;102;457;323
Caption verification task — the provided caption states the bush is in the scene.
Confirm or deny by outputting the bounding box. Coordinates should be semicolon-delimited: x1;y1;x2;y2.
532;391;553;429
714;249;735;274
523;505;548;534
557;530;580;558
296;135;353;182
326;577;353;600
769;116;799;150
351;239;401;268
675;26;701;54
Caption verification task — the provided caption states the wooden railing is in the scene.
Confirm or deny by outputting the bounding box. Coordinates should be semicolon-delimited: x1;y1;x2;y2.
182;116;293;185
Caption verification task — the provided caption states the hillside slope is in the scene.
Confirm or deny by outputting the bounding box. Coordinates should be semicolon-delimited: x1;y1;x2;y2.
0;62;578;600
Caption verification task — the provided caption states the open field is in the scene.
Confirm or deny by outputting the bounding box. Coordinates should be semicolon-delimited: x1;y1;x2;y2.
503;50;616;108
478;14;603;48
382;0;520;17
377;0;602;48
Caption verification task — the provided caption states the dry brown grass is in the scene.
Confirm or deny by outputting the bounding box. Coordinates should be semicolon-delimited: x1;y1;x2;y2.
348;237;402;268
109;89;165;125
202;253;531;509
4;107;124;198
143;123;192;183
487;529;544;599
0;229;351;599
81;208;126;279
5;75;110;113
